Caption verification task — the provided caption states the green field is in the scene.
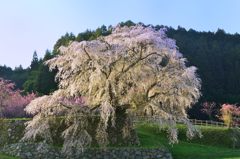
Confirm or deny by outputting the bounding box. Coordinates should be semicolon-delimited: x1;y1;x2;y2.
136;124;240;159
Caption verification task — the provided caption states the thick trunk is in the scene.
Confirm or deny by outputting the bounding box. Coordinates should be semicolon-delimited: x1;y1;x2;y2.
85;106;139;147
106;106;139;146
48;106;139;147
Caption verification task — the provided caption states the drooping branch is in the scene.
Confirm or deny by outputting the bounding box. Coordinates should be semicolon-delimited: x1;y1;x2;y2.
23;24;201;152
83;47;92;60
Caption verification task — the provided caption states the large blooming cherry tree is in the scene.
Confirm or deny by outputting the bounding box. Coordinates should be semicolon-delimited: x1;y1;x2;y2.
23;25;201;153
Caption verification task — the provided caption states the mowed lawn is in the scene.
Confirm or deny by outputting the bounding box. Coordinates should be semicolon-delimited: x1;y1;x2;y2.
136;124;240;159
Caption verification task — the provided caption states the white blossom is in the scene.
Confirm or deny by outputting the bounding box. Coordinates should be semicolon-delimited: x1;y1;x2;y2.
23;24;201;151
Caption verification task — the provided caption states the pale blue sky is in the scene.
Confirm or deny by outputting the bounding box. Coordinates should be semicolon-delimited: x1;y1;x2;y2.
0;0;239;68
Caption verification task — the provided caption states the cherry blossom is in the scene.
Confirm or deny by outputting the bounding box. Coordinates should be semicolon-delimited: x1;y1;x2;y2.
23;25;201;153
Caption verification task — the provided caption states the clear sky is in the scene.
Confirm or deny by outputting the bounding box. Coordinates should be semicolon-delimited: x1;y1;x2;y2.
0;0;239;68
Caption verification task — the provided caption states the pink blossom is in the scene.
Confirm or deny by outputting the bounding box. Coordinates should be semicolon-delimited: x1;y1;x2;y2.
220;103;240;127
201;101;216;120
59;96;85;107
0;78;36;117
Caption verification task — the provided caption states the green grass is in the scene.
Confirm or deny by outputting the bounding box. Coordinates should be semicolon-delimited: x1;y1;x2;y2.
3;118;30;121
136;124;240;159
177;125;233;148
0;154;19;159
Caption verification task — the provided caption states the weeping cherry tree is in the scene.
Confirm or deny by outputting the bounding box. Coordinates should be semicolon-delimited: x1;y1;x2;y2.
23;24;201;154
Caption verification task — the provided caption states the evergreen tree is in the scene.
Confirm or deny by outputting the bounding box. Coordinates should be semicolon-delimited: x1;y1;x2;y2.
23;50;57;95
30;51;39;70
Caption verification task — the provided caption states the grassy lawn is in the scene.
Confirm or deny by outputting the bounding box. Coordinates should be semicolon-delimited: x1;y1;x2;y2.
0;154;19;159
136;124;240;159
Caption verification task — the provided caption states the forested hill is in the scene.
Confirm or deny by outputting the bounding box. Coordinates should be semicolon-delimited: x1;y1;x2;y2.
1;21;240;119
168;27;240;103
166;27;240;118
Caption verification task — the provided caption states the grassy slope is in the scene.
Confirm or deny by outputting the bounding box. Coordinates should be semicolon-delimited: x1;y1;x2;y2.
136;124;240;159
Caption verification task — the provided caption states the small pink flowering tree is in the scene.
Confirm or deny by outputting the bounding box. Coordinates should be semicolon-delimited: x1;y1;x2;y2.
4;92;36;117
0;78;15;117
0;78;36;118
220;104;240;128
201;102;216;120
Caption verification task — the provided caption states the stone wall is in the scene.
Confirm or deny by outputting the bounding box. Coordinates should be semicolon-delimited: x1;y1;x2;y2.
0;119;26;146
1;142;172;159
0;119;172;159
